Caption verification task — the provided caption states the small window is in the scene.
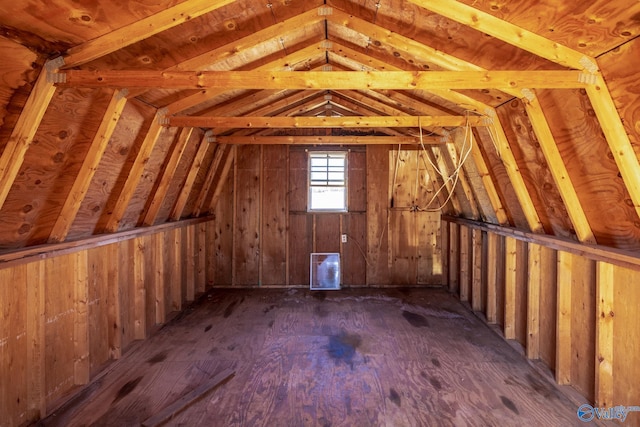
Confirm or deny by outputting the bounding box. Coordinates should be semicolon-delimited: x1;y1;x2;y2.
308;151;347;212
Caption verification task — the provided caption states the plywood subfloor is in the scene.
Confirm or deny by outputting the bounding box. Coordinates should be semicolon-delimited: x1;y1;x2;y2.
40;288;583;426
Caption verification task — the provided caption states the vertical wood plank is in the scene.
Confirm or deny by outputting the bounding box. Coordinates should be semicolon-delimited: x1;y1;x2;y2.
527;243;542;359
26;261;46;421
1;264;28;425
171;228;182;312
193;144;226;216
556;251;572;385
448;222;459;294
471;228;483;311
74;252;90;385
106;243;122;360
261;145;287;286
440;220;449;286
485;232;498;323
197;223;207;292
118;239;135;349
595;261;614;407
185;225;196;299
154;233;166;324
235;145;261;286
133;236;146;340
504;236;517;340
538;246;558;370
458;225;470;301
205;220;216;288
366;145;390;286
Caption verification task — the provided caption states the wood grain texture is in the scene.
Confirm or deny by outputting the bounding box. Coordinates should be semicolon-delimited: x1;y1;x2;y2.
455;0;640;57
38;288;582;426
70;100;156;240
538;88;640;250
0;36;37;129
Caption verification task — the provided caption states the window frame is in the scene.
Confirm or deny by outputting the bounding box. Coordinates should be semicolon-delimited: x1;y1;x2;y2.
307;150;348;213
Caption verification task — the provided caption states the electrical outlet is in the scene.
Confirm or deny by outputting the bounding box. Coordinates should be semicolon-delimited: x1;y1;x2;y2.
341;234;347;243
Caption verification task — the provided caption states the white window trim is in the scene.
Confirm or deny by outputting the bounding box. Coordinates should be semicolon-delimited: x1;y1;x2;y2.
308;150;348;212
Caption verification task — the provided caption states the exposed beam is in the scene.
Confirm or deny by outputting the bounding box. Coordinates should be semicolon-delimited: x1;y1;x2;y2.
405;0;594;71
165;43;328;115
170;132;214;221
586;74;640;222
213;135;442;145
49;89;129;242
207;146;236;214
167;115;487;128
63;0;237;67
104;112;165;233
143;127;194;226
487;116;545;233
524;96;596;244
173;8;325;72
0;60;58;210
193;144;228;216
57;70;590;90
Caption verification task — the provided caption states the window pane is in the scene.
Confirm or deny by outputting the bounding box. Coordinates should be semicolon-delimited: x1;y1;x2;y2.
309;187;345;210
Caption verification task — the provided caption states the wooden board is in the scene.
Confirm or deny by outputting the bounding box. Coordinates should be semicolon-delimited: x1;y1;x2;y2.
37;288;583;426
538;88;640;250
366;145;390;286
234;145;261;286
261;146;288;286
0;88;112;248
213;176;234;287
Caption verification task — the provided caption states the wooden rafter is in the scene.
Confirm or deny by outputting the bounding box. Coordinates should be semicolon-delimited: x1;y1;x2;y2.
170;133;214;221
444;142;481;220
165;43;328;115
193;144;228;216
63;0;238;67
586;74;640;222
207;146;236;214
405;0;595;71
212;135;441;145
104;112;165;233
0;60;57;210
524;97;596;244
460;129;509;225
49;89;129;242
143;127;194;226
167;115;488;128
56;70;590;90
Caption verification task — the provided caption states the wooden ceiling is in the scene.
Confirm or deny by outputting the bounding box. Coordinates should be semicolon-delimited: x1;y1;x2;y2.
0;0;639;250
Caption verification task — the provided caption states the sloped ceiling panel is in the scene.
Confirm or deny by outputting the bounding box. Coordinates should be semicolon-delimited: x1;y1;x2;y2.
0;0;639;250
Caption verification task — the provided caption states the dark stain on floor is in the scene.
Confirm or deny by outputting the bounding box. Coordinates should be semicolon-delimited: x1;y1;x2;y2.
315;305;329;318
429;376;442;391
146;352;167;364
389;388;402;407
263;304;276;314
431;357;441;368
223;299;241;318
112;376;143;404
402;310;430;328
312;291;327;301
500;395;519;415
204;324;212;332
327;332;362;367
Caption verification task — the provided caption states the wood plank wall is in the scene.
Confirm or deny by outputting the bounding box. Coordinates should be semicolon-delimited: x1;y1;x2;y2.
442;216;640;409
212;144;443;287
0;220;213;426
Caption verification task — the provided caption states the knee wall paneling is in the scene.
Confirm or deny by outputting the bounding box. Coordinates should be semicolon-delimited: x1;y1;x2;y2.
0;220;214;426
442;216;640;409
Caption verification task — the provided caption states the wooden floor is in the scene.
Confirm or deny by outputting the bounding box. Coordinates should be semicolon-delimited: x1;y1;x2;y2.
40;287;584;426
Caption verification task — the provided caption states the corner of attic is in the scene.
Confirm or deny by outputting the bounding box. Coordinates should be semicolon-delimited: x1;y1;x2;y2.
0;0;639;425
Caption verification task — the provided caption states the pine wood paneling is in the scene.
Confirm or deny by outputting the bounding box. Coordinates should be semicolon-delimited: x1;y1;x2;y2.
261;146;287;286
366;145;390;286
235;145;261;286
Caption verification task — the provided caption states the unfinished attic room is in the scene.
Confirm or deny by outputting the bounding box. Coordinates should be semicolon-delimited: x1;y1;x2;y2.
2;0;640;425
